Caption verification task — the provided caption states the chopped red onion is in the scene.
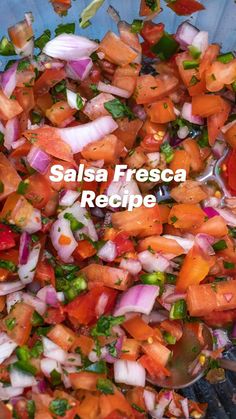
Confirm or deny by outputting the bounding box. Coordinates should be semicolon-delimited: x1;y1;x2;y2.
36;379;47;393
59;189;80;207
66;58;93;81
114;360;146;387
217;208;236;227
27;145;52;174
105;336;123;364
22;293;47;315
42;337;67;363
98;81;130;99
213;329;231;349
18;244;41;284
143;389;156;411
37;285;58;307
10;368;37;388
19;232;31;265
164;292;187;304
132;104;147;121
0;282;25;296
43;34;98;61
90;206;105;218
119;258;142;276
11;138;26;150
203;207;219;218
181;102;204;125
1;63;17;98
151;392;172;418
50;218;77;263
180;398;190;419
138;251;170;273
192;31;208;56
175;21;199;49
113;284;159;316
0;333;17;364
159;285;175;311
147;310;168;324
59;116;118;153
97;240;117;262
195;233;215;255
0;384;23;401
4;117;20;150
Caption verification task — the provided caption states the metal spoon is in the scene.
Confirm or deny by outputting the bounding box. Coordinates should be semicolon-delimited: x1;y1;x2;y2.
147;323;236;389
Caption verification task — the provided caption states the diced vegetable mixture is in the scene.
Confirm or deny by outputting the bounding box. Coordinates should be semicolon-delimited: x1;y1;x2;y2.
0;0;235;417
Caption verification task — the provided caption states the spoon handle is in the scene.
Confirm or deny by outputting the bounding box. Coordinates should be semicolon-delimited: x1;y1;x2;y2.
218;358;236;373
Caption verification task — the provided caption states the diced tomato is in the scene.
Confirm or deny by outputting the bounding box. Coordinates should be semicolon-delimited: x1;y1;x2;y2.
203;309;236;327
187;279;236;316
73;240;97;261
82;264;132;291
139;354;171;380
125;146;147;169
0;223;16;251
123;315;154;340
35;260;55;286
141;41;157;59
104;411;130;419
8;19;33;49
175;52;206;96
1;302;34;345
99;32;138;66
24;125;74;162
76;394;100;419
113;232;135;256
114;119;143;149
15;87;35;112
44;307;65;325
70;372;106;391
120;338;140;361
81;135;124;163
46;101;76;127
170;180;207;204
51;0;71;15
168;203;206;230
47;324;77;350
224;121;236;148
191;216;228;238
113;64;140;96
146;98;176;123
169;149;190;175
199;44;220;78
1;193;33;228
138;235;184;256
192;94;227;117
141;22;164;45
182;138;203;172
34;68;66;96
205;59;236;92
36;92;54;114
140;132;163;152
0;90;23;120
167;0;204;15
135;74;179;105
160;320;183;341
0;402;11;419
100;389;135;419
71;334;94;355
64;287;118;325
24;173;53;209
142;339;171;367
112;205;162;238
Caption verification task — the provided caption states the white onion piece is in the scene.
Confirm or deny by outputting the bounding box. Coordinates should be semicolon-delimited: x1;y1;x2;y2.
180;398;190;419
192;31;208;56
10;367;37;388
58;201;98;242
0;282;25;296
181;102;204;125
22;292;47;315
4;117;20;150
114;284;159;316
147;152;160;168
217;208;236;226
43;34;98;60
106;178;141;206
0;383;23;401
23;208;42;234
6;291;23;313
59;190;80;207
50;218;77;263
1;63;17;98
151;392;172;418
143;389;156;411
66;89;86;110
138;251;170;273
42;337;67;363
63;354;82;367
97;240;117;262
119;258;142;276
18;244;41;284
163;235;194;253
59;116;118;153
40;358;62;377
114;360;146;387
25;12;34;26
98;81;130;99
175;21;199;49
0;333;17;364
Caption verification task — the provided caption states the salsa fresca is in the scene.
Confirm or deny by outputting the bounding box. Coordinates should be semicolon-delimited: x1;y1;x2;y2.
0;0;236;418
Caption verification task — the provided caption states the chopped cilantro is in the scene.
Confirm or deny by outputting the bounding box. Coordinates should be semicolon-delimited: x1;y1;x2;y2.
96;378;114;394
91;315;125;337
49;398;70;417
50;369;62;386
5;317;16;330
35;30;51;50
104;98;134;120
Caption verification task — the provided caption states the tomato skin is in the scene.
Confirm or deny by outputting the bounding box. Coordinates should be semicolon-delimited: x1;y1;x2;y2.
0;224;16;251
8;20;33;49
44;307;66;325
113;232;135;256
141;22;164;45
167;0;205;15
2;302;34;345
64;287;118;325
140;133;163;152
24;173;53;209
0;401;11;419
104;411;130;419
203;309;236;327
34;68;66;96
